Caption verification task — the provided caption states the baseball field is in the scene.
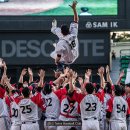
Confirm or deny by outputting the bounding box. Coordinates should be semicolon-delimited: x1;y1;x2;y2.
32;0;117;16
0;0;117;15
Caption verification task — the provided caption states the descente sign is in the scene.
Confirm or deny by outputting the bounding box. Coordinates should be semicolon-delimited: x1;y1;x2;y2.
85;21;118;29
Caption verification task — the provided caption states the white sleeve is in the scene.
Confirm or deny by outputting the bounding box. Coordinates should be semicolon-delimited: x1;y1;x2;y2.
69;22;78;37
55;42;66;55
51;27;63;39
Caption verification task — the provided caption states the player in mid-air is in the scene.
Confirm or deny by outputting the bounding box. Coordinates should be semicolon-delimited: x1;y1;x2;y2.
50;0;79;72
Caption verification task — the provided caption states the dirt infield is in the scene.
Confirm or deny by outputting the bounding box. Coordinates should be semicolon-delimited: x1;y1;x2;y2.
0;0;63;15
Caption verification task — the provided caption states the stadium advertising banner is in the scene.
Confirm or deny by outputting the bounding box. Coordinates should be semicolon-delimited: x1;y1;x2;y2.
0;32;110;65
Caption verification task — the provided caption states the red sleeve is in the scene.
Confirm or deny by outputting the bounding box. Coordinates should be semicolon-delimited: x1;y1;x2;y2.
5;96;14;117
5;97;10;108
96;88;105;103
5;96;13;108
31;92;46;111
14;96;22;104
0;87;5;99
126;97;130;115
72;91;85;104
127;107;130;115
54;88;67;100
106;98;113;112
126;97;130;109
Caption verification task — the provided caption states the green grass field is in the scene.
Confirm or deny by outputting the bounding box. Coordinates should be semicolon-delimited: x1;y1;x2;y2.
31;0;117;16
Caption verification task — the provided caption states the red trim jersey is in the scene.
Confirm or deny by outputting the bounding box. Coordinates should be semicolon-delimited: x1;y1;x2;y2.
18;93;46;122
107;96;130;122
5;95;13;117
42;88;67;119
33;92;45;120
103;93;113;115
72;91;101;121
59;95;80;121
10;96;22;125
0;87;9;117
126;95;130;115
96;88;105;103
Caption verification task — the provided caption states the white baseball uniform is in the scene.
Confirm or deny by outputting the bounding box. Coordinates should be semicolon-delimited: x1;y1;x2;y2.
57;95;80;130
51;22;79;64
102;93;112;130
10;95;22;130
35;92;45;130
19;94;46;130
107;96;129;130
0;87;10;130
42;88;67;130
95;88;105;130
73;91;101;130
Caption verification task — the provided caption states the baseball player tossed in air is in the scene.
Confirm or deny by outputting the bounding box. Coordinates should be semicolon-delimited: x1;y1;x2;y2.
50;0;79;71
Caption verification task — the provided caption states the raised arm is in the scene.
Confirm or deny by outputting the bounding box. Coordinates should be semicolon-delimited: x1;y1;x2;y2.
51;19;62;38
84;69;92;84
1;61;7;86
68;69;75;93
106;65;113;85
38;69;45;87
28;67;33;84
19;68;27;84
4;77;14;91
98;67;106;89
69;1;79;23
116;70;124;85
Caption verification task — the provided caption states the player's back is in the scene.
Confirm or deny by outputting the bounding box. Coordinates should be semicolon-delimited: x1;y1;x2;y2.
111;96;128;122
44;92;60;119
19;98;38;122
11;98;21;125
0;98;9;117
80;94;101;120
103;93;112;114
58;34;79;64
59;96;79;121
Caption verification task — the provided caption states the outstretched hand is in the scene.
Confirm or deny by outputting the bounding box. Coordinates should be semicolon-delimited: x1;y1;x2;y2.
52;19;57;27
21;68;27;76
119;70;125;78
69;1;78;10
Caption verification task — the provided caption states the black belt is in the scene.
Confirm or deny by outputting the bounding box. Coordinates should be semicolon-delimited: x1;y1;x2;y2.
22;121;36;124
0;116;6;118
51;117;56;119
45;117;56;119
84;117;97;120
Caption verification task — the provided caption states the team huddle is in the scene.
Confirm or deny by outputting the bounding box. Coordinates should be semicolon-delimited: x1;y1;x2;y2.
0;60;130;130
0;1;130;130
